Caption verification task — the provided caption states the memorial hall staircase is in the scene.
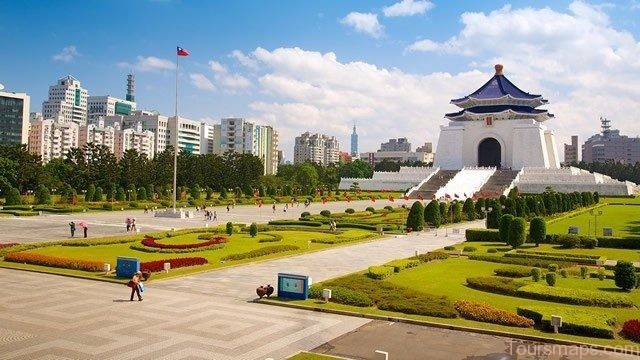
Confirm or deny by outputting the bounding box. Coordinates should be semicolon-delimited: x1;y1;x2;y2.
407;169;459;200
477;170;520;197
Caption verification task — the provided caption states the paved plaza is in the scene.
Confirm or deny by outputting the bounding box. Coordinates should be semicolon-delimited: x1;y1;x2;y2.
0;207;636;359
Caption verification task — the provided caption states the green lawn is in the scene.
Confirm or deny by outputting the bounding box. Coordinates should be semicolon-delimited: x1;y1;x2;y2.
0;228;377;281
602;196;640;205
547;204;640;238
288;257;640;347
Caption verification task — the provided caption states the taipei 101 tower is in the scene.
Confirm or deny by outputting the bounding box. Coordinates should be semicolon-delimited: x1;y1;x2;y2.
350;122;358;157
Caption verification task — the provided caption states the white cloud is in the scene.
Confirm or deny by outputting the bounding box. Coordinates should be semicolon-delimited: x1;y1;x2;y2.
229;50;259;70
208;60;252;90
52;45;79;62
189;73;216;91
383;0;433;17
340;12;384;38
118;56;174;72
404;0;640;156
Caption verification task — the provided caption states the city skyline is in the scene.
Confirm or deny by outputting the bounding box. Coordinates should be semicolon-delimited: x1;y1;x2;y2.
2;1;640;160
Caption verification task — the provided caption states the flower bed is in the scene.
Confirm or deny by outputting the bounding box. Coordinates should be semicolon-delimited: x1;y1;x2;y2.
0;243;18;249
454;300;534;328
4;252;104;272
140;257;208;272
622;319;640;342
141;235;227;249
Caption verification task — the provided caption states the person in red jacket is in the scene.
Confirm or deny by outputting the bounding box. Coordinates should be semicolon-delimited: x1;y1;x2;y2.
128;271;143;301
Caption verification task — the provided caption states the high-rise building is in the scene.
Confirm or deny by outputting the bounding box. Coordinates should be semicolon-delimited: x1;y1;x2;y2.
350;122;358;157
103;111;169;155
0;90;30;145
114;122;155;159
87;96;136;122
42;75;88;126
564;135;579;164
380;138;411;152
294;132;340;164
200;123;218;155
219;118;279;174
168;116;201;154
78;119;116;152
220;117;246;153
28;115;79;163
582;117;640;164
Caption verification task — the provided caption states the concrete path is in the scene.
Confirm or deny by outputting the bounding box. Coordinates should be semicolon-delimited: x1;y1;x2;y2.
0;199;414;244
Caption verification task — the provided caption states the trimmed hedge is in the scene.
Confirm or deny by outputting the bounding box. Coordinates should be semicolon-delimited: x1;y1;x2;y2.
596;236;640;249
455;300;534;328
221;245;299;261
466;276;526;296
468;254;575;268
367;265;395;279
309;285;374;307
465;228;501;242
384;259;419;273
257;234;283;243
311;233;372;244
4;252;104;272
414;251;449;263
494;266;534;278
268;220;323;227
517;306;615;339
140;257;208;272
516;284;634;308
503;251;605;266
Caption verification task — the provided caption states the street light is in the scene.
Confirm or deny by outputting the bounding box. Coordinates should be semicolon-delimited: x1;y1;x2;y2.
51;188;57;205
590;209;603;236
481;206;493;228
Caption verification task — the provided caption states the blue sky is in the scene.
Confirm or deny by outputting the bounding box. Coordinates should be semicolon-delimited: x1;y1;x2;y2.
2;0;640;160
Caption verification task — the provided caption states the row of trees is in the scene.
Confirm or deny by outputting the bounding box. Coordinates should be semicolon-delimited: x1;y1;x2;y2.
570;160;640;185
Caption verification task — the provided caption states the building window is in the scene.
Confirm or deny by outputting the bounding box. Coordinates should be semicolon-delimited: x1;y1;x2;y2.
485;116;493;126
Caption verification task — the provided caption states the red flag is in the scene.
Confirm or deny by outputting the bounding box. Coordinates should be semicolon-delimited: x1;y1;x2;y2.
403;195;409;200
417;194;423;200
445;193;451;199
388;195;394;202
177;46;189;56
431;194;436;200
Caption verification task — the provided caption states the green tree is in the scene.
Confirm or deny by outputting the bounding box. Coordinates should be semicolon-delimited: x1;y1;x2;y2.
452;201;463;223
116;187;126;201
424;200;441;228
462;198;476;221
106;183;116;202
5;187;22;205
85;184;95;202
34;184;51;205
226;221;234;235
190;184;201;200
93;186;103;202
529;217;546;247
339;159;373;179
406;201;425;231
138;187;147;201
249;223;258;237
439;202;450;224
593;192;600;204
295;162;319;194
508;217;526;249
614;261;637;291
219;187;228;199
146;184;154;201
475;197;486;219
499;214;514;244
485;200;502;229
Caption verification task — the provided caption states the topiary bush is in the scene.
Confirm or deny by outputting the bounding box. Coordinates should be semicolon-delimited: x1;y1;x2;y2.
384;205;393;211
406;201;425;231
345;208;355;214
366;206;375;213
545;272;557;286
548;264;558;272
424;200;441;228
444;246;455;251
487;248;498;253
614;261;638;291
249;223;258;237
580;266;589;279
529;217;546;247
598;268;606;281
531;268;541;282
465;277;525;296
559;269;568;278
320;210;331;217
463;246;477;252
226;222;233;235
508;217;526;249
499;214;514;244
300;211;311;217
367;265;395;280
494;266;534;278
465;228;500;242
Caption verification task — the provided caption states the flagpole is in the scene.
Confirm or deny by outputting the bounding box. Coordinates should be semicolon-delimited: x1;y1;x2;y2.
172;47;179;212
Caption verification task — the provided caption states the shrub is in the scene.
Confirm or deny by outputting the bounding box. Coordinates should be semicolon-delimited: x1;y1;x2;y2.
35;184;51;205
376;291;457;318
465;276;525;296
517;306;615;339
463;246;477;252
270;220;323;227
424;200;441;228
336;223;394;231
444;246;455;251
555;234;598;249
384;259;419;273
415;251;449;263
508;217;526;248
129;201;139;208
249;223;258;237
462;198;476;221
221;245;299;261
367;265;395;279
308;285;374;307
529;217;546;247
468;254;574;269
301;211;311;217
503;251;602;266
596;236;640;249
488;248;498;253
499;214;514;244
517;284;634;307
141;236;227;249
614;261;638;291
531;268;541;282
365;207;375;213
622;319;640;342
320;210;331;217
545;272;556;286
465;229;501;242
494;266;534;278
4;252;104;272
345;208;355;214
559;269;568;278
406;201;425;232
598;268;606;281
140;257;208;272
384;205;393;211
548;264;558;272
258;234;283;243
102;203;114;211
226;222;233;235
580;266;589;279
455;300;533;328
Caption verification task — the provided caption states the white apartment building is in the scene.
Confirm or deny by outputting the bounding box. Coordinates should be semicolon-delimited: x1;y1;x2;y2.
42;76;88;126
103;111;169;155
87;95;136;122
78;119;116;152
200;123;219;155
294;132;340;165
28;115;79;163
0;90;30;145
220;117;246;153
168;116;200;155
220;118;279;174
114;122;155;159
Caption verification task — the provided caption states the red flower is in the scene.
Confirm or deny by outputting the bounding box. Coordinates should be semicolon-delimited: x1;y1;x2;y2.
622;319;640;342
141;236;227;249
140;257;208;272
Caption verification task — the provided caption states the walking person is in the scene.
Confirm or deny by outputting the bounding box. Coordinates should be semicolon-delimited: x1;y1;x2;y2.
226;205;230;212
69;221;76;238
130;219;137;233
83;224;88;238
213;211;217;221
126;218;131;232
127;271;143;301
272;204;276;213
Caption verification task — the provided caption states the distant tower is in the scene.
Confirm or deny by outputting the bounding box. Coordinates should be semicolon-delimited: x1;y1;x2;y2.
350;121;358;157
600;116;611;139
126;74;135;102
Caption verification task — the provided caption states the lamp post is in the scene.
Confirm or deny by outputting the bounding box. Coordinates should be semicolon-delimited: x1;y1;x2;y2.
481;206;493;228
590;209;603;236
127;189;132;201
51;188;57;205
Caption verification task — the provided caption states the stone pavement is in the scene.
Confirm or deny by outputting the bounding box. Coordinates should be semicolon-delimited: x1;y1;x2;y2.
0;199;415;244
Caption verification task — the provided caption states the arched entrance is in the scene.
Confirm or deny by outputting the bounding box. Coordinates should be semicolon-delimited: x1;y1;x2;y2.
478;138;501;168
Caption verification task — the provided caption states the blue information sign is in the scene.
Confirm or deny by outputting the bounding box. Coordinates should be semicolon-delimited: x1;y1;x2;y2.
277;273;309;300
116;256;140;278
